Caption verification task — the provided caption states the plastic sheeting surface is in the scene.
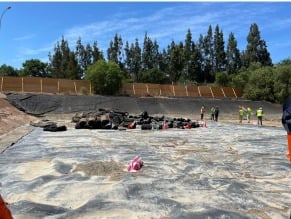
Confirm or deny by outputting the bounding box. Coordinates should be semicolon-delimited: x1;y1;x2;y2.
0;121;290;219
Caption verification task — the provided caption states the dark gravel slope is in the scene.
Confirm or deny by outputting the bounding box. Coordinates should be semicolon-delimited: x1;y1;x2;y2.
5;93;283;121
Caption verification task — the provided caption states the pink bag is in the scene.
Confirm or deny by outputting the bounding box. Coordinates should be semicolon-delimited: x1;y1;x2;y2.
128;156;143;172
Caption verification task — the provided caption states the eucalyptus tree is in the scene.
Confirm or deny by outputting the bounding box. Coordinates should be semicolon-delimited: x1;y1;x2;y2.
107;33;123;69
124;39;142;82
75;38;92;77
245;23;272;67
141;32;159;71
197;34;206;83
213;24;226;73
92;41;104;63
226;32;241;74
158;48;170;83
168;40;184;83
124;41;132;78
189;41;202;83
204;25;214;82
132;39;142;82
49;36;80;79
183;29;192;80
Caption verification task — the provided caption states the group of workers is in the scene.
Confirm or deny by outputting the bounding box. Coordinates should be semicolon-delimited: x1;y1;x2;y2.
238;106;263;126
200;105;264;126
200;105;219;122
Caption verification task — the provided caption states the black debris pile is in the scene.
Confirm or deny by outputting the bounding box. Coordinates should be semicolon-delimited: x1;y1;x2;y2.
30;120;67;132
72;109;201;130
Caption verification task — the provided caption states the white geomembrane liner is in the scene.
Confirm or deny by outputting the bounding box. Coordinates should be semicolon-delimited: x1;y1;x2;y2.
0;121;290;219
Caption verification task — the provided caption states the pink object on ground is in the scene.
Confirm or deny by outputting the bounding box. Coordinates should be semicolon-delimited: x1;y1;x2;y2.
184;123;191;129
127;156;143;172
163;121;168;130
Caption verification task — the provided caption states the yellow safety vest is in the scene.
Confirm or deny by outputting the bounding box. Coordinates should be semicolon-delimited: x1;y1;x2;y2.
257;109;263;117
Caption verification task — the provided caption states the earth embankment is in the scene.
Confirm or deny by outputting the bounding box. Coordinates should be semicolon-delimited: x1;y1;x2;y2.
4;93;283;122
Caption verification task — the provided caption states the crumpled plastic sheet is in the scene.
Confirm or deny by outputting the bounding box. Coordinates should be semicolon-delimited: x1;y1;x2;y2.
0;121;290;219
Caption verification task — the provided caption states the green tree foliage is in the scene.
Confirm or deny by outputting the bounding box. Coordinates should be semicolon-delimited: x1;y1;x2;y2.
92;41;104;63
107;33;123;69
85;60;124;95
4;22;288;103
245;23;272;67
183;29;192;80
0;64;18;76
244;66;275;102
168;41;184;83
215;72;230;87
49;36;81;79
226;32;241;74
75;38;92;78
213;25;226;73
124;39;142;81
142;32;159;71
229;71;249;89
20;59;49;77
204;25;215;82
141;67;165;84
273;63;291;103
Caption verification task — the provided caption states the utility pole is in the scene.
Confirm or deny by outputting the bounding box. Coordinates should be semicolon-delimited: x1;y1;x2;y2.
0;6;11;32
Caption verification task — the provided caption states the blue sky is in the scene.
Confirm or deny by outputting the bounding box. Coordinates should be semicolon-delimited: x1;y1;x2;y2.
0;1;291;69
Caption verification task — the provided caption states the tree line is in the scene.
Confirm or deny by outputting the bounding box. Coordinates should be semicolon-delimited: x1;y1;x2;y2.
0;23;290;103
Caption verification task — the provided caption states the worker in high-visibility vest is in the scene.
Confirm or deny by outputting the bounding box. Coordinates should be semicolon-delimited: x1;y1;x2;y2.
239;106;244;123
256;107;263;126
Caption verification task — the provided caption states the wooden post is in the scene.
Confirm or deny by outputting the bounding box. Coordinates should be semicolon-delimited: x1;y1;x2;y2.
90;82;92;95
210;86;214;98
74;81;77;94
40;79;43;93
146;84;149;95
232;88;237;99
1;77;3;92
172;82;175;96
133;83;136;95
185;85;188;97
58;80;60;94
221;87;226;98
198;86;201;97
22;77;24;93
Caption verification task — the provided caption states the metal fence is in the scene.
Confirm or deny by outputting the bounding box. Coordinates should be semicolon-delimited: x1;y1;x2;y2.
0;77;243;99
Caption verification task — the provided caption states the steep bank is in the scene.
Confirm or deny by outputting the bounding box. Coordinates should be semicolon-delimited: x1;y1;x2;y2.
5;93;283;122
